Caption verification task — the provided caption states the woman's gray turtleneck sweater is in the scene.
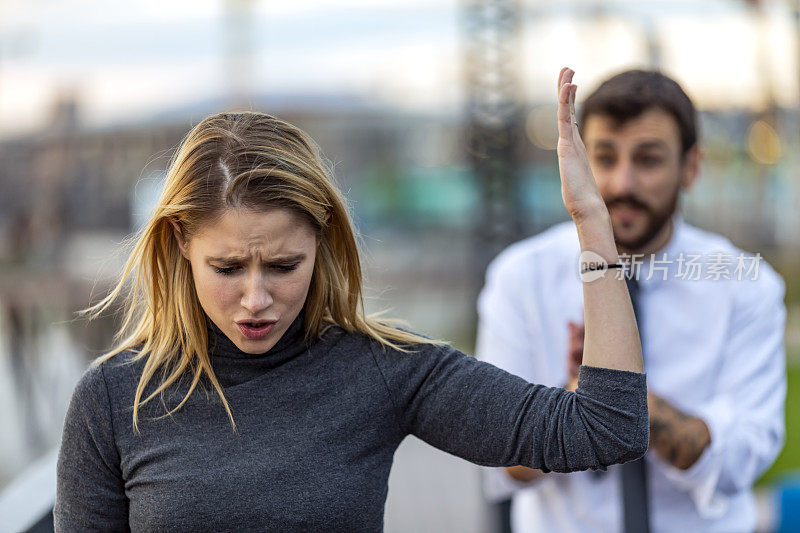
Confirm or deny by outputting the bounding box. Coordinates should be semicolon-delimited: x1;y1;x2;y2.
54;315;648;532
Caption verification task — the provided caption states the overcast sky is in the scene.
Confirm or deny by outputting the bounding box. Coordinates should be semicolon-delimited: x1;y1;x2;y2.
0;0;796;136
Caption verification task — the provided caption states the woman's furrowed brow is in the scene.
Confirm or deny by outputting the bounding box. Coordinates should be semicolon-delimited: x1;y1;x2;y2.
206;253;306;263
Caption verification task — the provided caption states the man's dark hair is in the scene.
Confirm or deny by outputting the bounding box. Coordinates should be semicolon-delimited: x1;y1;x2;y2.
579;70;698;156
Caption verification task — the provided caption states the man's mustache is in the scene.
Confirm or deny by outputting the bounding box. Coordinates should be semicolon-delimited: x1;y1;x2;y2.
605;196;651;213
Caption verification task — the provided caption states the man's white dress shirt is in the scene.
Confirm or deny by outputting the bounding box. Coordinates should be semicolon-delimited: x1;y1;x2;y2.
477;215;786;533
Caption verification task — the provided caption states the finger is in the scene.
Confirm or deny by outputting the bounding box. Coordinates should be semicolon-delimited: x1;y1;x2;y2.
570;85;577;123
570;340;583;355
569;85;586;147
557;67;569;95
557;68;574;104
563;68;574;87
556;67;570;93
557;83;576;142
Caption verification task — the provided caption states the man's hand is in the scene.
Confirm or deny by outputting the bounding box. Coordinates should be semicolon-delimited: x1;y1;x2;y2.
505;465;547;483
567;321;585;390
648;390;712;470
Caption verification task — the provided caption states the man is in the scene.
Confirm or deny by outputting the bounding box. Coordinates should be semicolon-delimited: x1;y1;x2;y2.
477;70;786;532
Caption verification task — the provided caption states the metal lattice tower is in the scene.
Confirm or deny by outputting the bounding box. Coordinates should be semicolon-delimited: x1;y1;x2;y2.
463;0;525;272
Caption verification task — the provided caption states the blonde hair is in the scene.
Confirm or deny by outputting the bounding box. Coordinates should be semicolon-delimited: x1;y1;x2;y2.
81;111;441;434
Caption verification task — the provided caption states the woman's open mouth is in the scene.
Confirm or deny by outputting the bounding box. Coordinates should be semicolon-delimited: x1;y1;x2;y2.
237;320;276;340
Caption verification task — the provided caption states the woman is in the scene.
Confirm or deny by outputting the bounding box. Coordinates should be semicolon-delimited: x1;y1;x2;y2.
55;69;647;531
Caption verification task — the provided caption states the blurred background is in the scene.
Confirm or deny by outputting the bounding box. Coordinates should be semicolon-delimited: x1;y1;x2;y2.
0;0;799;531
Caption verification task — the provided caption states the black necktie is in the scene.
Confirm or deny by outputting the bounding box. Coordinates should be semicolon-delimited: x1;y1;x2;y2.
621;274;651;533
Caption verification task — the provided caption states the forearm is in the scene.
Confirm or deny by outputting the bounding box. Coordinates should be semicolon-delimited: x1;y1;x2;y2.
648;390;711;469
574;211;644;374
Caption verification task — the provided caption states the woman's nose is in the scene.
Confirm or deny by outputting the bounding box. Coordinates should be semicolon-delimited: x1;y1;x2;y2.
241;273;274;314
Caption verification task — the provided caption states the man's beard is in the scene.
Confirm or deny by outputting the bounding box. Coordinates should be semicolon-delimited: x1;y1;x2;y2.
605;188;680;252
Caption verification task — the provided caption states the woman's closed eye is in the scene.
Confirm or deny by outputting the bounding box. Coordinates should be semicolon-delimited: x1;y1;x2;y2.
212;263;300;275
272;262;300;273
213;265;241;275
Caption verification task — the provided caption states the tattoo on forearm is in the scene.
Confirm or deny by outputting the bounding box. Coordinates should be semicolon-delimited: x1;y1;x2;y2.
648;393;711;470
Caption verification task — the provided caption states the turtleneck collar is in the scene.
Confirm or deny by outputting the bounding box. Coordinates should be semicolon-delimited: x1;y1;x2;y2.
206;312;308;364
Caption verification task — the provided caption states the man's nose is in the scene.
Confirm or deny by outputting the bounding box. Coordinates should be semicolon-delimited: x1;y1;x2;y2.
607;159;637;196
241;271;274;315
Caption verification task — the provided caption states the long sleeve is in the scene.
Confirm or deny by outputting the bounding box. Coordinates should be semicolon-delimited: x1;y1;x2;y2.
370;342;648;473
55;362;129;532
655;268;787;516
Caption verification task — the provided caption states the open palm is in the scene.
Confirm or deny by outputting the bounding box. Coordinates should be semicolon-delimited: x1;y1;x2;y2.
556;68;605;223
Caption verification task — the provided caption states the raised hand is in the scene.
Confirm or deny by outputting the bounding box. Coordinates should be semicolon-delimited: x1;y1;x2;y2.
556;68;606;223
554;68;642;375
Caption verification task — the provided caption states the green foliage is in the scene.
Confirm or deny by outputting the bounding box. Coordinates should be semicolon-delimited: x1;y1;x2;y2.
758;358;800;487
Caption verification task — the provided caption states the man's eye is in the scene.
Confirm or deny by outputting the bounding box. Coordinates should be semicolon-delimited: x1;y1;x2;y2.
213;266;241;275
636;156;662;167
594;155;615;167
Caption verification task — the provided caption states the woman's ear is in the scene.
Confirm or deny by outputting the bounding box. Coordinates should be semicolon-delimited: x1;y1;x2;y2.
169;218;189;259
